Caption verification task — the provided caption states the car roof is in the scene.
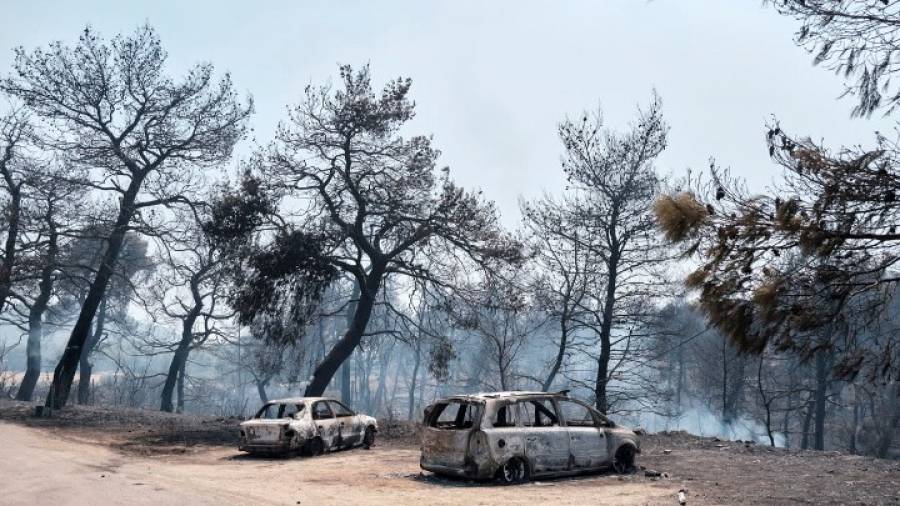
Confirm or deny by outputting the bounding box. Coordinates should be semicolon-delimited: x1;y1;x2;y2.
437;390;566;402
265;397;335;404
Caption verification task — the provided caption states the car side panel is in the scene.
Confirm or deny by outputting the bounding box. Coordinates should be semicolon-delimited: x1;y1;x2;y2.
523;426;571;474
566;426;609;468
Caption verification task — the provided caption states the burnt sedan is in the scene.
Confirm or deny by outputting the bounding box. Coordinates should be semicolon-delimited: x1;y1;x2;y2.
239;397;377;456
420;391;640;483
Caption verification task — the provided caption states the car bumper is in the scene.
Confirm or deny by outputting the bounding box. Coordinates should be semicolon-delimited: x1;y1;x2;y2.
239;440;301;453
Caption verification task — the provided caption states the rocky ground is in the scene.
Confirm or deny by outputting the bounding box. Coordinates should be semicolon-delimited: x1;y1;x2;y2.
1;399;898;505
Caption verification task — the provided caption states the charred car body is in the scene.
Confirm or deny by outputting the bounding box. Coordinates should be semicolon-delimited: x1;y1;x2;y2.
420;391;640;483
239;397;377;456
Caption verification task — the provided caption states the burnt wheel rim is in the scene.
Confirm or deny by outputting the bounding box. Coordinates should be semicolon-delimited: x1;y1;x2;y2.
501;459;525;483
363;428;375;446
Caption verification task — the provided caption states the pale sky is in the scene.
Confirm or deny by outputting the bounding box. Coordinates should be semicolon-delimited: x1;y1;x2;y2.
3;0;894;228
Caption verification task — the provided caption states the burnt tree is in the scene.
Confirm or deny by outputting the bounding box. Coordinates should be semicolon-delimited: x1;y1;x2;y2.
557;94;670;413
2;25;251;408
213;65;517;397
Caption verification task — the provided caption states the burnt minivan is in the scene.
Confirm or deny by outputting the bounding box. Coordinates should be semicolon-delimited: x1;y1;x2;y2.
420;391;640;483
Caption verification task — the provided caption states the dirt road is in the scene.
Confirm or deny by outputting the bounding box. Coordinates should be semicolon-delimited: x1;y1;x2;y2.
0;422;675;505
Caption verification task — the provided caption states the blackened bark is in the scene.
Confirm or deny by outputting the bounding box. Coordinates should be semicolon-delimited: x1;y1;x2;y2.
176;358;186;413
814;351;828;450
161;273;204;412
542;306;570;392
46;177;143;409
256;378;269;404
594;250;619;414
305;267;383;397
875;382;899;458
407;342;421;420
77;296;108;405
160;315;198;412
340;281;360;403
800;394;814;450
15;222;58;401
0;181;22;313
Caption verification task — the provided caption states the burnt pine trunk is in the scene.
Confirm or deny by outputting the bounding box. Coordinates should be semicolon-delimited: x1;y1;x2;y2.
594;250;619;414
813;351;828;451
160;312;200;412
800;394;814;450
0;175;22;314
542;303;570;392
340;281;360;403
161;274;204;412
874;382;899;458
407;341;422;420
15;222;58;401
256;377;270;404
176;358;186;413
305;266;383;397
77;296;108;405
46;176;144;409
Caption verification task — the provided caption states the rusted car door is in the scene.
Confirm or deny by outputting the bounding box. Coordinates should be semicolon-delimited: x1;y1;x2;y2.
557;399;608;468
421;400;482;468
517;399;570;474
329;400;362;447
312;400;339;447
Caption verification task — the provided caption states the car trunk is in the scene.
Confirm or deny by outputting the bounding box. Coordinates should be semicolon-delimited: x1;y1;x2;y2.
421;400;483;468
243;420;287;444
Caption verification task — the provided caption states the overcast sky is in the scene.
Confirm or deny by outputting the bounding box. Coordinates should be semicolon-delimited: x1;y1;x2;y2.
2;0;894;228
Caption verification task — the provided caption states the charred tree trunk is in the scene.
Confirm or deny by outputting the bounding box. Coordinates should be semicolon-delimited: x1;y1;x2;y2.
161;273;203;413
46;178;143;409
757;356;776;447
850;389;862;455
256;377;270;404
340;281;360;403
160;315;198;412
813;351;828;451
304;267;383;397
0;177;22;314
408;342;422;420
15;222;58;401
594;250;619;414
874;381;899;458
543;306;570;392
800;394;814;450
77;296;108;405
176;358;186;413
373;345;391;414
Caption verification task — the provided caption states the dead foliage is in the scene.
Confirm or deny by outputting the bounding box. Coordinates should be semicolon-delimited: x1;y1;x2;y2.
654;192;709;243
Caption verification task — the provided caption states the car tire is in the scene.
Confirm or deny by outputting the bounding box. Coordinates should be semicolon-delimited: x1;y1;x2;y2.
362;426;376;449
612;445;636;474
306;437;324;457
497;457;529;484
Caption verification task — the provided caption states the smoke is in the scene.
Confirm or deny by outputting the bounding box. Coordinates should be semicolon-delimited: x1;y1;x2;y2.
635;399;786;447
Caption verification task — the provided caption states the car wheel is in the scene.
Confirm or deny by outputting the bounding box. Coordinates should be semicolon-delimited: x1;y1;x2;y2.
497;458;529;484
362;426;376;449
612;445;636;474
306;437;324;457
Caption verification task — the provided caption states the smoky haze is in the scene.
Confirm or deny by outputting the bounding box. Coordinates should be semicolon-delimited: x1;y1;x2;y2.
2;0;894;228
0;1;898;482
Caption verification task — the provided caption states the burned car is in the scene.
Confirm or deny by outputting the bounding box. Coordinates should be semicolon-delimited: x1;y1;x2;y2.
420;391;640;483
239;397;377;456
